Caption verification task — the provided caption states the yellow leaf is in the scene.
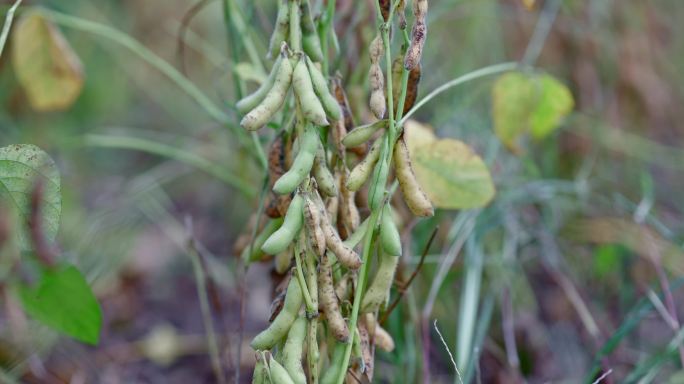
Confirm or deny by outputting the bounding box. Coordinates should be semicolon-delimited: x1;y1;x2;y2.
410;137;495;210
403;119;437;155
492;72;574;153
522;0;536;11
12;12;84;111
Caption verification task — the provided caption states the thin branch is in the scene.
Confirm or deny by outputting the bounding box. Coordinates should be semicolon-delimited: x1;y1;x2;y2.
176;0;215;75
433;320;463;384
0;0;23;59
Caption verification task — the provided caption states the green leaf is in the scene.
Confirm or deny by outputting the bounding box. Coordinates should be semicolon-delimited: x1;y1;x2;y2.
17;264;102;345
492;72;574;152
0;144;61;251
11;12;84;111
410;137;495;209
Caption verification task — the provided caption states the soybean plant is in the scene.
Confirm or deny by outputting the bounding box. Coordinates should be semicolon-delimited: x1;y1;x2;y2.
235;1;433;383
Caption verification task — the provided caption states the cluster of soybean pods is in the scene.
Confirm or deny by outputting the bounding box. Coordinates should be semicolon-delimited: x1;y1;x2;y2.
234;0;431;383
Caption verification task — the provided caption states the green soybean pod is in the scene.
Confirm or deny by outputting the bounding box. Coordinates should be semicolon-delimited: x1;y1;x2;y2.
320;343;346;384
305;56;342;121
241;217;285;263
312;145;337;197
281;316;307;384
269;357;295;384
273;124;319;195
288;0;302;52
380;204;402;256
368;155;390;211
346;138;382;192
268;0;290;59
251;275;304;350
300;0;324;62
274;245;294;274
341;120;388;148
261;194;304;255
252;357;267;384
361;250;399;313
292;54;329;126
241;49;294;131
237;53;283;114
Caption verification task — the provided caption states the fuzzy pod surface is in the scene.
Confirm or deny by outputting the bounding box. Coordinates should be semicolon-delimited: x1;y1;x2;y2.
393;136;434;216
272;124;319;195
251;275;304;350
241;49;294;131
261;194;304;255
292;55;329;126
281;316;307;384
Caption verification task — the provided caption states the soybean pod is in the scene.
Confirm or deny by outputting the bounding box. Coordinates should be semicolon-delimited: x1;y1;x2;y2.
312;145;337;197
368;35;386;119
303;194;326;256
361;250;399;313
281;316;307;384
318;251;350;342
269;357;295;384
292;54;329;126
346;138;382;192
404;0;428;70
305;56;342;121
242;218;285;263
320;343;347;384
275;245;294;274
338;169;360;240
261;194;304;255
341;120;388;148
380;204;402;256
252;355;268;384
318;198;362;269
393;136;434;216
238;53;284;114
251;274;304;350
268;0;290;59
300;0;324;62
241;48;294;131
273;124;319;195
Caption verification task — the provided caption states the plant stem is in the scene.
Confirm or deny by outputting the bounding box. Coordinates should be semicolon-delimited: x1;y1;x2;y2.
335;207;381;384
0;0;22;60
335;3;404;382
400;62;519;124
222;0;266;77
321;0;336;74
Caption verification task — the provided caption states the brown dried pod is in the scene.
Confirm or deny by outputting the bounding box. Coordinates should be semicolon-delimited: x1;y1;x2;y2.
266;132;293;217
404;0;428;70
318;251;350;342
379;0;390;22
303;195;327;256
392;56;421;115
338;169;361;240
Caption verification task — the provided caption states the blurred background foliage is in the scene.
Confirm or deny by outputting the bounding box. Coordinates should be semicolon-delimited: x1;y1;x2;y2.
2;0;684;383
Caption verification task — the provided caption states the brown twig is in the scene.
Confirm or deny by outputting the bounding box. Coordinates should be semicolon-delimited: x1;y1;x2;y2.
176;0;214;75
379;226;438;325
28;180;57;267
